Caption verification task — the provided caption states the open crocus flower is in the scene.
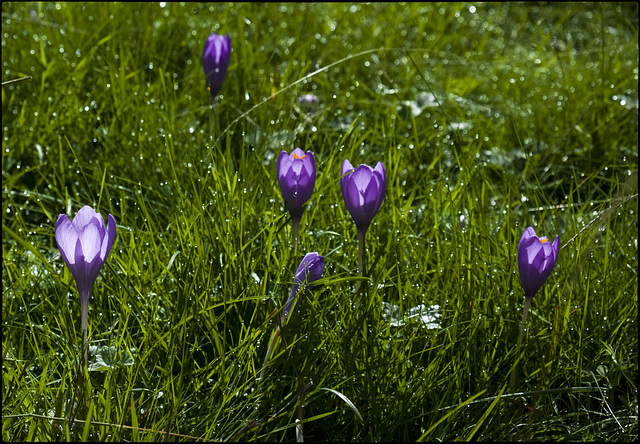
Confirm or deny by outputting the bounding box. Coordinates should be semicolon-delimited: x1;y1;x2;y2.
281;252;325;325
55;206;116;363
56;206;116;301
277;148;316;224
202;32;231;103
340;159;386;235
517;226;560;299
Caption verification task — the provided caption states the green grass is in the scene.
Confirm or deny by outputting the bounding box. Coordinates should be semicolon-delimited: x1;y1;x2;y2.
2;2;638;441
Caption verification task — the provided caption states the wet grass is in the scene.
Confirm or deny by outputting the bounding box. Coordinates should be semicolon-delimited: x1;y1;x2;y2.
2;2;638;441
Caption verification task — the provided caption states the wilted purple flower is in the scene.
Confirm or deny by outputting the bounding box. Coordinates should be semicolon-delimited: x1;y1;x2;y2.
340;159;386;235
281;252;325;324
517;226;559;299
277;148;316;222
202;32;231;102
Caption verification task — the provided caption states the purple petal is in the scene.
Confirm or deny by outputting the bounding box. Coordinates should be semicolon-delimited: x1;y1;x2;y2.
351;165;373;195
373;163;386;206
294;252;324;284
72;206;100;232
277;149;316;217
281;252;325;324
345;179;362;212
55;214;78;266
291;147;306;159
101;214;116;261
341;159;354;177
517;227;559;299
519;226;537;248
277;150;290;176
202;33;231;100
302;151;315;177
340;162;385;233
72;238;93;297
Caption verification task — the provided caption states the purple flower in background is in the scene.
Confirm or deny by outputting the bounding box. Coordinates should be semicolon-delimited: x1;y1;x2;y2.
297;94;319;104
202;32;231;103
518;226;559;299
281;252;325;324
340;159;386;235
297;93;320;113
277;148;316;222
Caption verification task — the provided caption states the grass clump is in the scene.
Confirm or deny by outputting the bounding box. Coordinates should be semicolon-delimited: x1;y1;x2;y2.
2;2;638;441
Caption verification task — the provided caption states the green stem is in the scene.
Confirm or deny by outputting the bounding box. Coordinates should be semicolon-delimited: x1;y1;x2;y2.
79;293;91;402
260;325;281;382
511;296;532;390
209;98;217;147
80;296;89;368
355;229;365;293
516;296;532;349
292;216;300;254
296;383;305;442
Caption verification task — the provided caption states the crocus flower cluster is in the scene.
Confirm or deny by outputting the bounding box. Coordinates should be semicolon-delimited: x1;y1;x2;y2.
517;226;559;300
202;32;231;103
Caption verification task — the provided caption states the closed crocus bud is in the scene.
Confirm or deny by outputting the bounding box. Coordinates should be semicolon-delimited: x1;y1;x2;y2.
517;226;559;299
281;252;325;324
202;32;231;102
55;206;116;303
277;148;316;222
340;159;386;235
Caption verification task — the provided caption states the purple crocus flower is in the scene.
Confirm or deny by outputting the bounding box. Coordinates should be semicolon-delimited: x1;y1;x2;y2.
297;94;319;104
340;159;386;235
55;206;116;362
277;148;316;222
297;93;320;114
202;32;231;103
517;226;559;299
281;252;325;325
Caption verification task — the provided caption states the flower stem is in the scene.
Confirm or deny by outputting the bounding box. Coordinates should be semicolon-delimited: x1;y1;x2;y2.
80;296;89;367
260;325;281;382
209;97;218;148
79;293;91;402
516;296;532;349
292;216;300;254
510;296;533;390
355;229;365;293
296;381;306;442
